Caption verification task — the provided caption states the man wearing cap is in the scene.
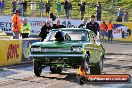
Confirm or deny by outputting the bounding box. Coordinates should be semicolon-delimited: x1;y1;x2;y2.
12;10;21;39
86;15;99;36
21;18;31;38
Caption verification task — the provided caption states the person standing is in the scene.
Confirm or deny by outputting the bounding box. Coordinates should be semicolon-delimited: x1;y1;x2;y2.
95;2;102;21
11;0;16;15
56;0;61;18
124;10;128;22
78;19;87;29
117;8;124;22
22;0;27;17
39;20;52;41
79;0;86;20
99;20;107;43
17;0;23;16
21;18;31;38
39;0;45;17
69;0;72;19
107;20;114;43
0;0;4;16
62;0;69;19
52;20;66;29
30;0;36;17
45;0;51;17
86;15;99;36
12;10;21;39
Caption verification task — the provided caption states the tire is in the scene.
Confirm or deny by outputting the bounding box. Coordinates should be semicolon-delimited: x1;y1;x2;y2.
79;76;86;85
50;67;62;74
33;60;42;77
90;58;103;74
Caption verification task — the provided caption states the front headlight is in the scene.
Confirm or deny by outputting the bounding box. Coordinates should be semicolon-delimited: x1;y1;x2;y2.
31;47;41;52
71;46;82;53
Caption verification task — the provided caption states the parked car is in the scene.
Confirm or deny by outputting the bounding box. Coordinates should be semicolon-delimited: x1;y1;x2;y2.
29;28;105;76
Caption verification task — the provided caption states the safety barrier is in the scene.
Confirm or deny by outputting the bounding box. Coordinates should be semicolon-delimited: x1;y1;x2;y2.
114;22;132;27
0;35;41;66
0;39;22;66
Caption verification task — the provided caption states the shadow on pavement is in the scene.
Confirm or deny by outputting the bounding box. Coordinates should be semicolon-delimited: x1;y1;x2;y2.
106;53;132;56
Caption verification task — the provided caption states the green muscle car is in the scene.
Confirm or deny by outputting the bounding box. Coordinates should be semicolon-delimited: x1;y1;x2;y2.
29;28;105;76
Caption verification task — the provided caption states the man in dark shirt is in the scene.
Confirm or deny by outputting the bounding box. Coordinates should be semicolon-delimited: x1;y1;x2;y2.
117;8;124;22
95;2;102;21
78;0;86;20
62;0;69;19
45;0;51;17
39;20;52;41
52;20;66;29
22;0;27;17
86;15;99;36
11;0;16;15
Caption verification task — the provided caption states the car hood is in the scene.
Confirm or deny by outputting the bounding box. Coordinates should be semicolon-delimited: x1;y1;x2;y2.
31;41;88;48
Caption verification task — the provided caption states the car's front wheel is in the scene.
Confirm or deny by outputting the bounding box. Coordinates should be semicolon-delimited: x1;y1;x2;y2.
50;67;62;74
33;60;42;77
90;58;103;74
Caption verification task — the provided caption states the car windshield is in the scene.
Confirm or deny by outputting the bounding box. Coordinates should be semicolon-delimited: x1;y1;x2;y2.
45;30;89;42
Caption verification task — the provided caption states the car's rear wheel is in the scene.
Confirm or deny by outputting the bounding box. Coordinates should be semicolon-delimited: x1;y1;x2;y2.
90;58;103;74
50;67;62;74
33;60;42;77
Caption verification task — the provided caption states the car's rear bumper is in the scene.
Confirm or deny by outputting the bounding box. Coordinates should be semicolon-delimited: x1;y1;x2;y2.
29;54;85;58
